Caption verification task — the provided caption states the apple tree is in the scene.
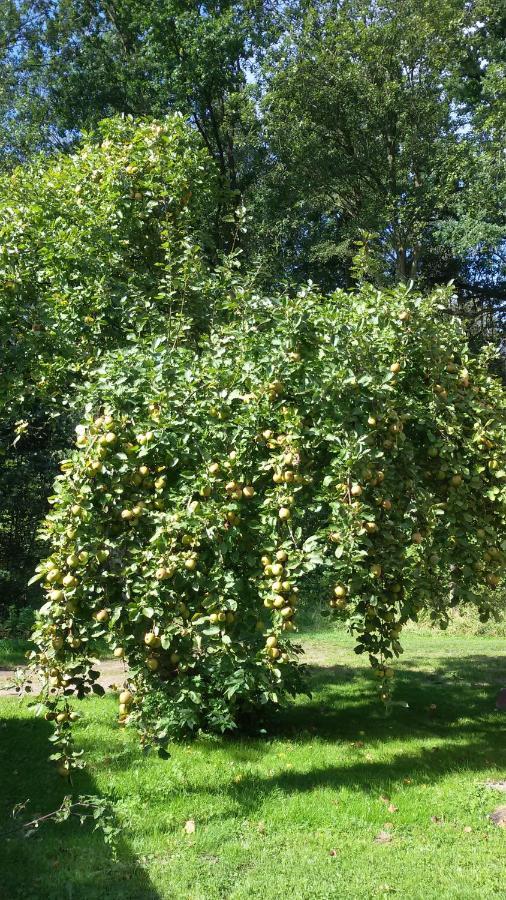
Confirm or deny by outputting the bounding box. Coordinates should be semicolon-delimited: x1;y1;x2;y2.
30;281;506;773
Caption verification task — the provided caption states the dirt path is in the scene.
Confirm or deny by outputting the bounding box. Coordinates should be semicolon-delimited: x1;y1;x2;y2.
0;658;127;697
0;642;328;697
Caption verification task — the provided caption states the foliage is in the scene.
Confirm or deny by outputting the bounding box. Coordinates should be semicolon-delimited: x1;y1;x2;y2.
0;1;271;206
0;113;224;608
28;281;506;770
0;113;219;425
255;0;476;287
0;604;34;640
1;4;505;628
5;792;120;851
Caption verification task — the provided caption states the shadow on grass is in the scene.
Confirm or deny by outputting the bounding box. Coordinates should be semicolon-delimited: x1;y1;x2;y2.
163;654;505;823
0;712;160;900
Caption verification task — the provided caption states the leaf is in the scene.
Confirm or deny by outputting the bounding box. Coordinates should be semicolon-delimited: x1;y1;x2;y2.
28;571;45;586
183;819;196;834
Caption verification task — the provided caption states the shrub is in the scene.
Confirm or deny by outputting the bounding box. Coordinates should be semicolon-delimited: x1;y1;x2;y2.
30;281;506;771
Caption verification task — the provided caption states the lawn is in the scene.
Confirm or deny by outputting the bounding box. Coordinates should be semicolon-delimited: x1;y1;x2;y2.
1;631;505;900
0;638;32;669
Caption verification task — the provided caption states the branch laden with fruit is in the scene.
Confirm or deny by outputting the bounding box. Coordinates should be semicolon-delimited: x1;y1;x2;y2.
29;283;506;774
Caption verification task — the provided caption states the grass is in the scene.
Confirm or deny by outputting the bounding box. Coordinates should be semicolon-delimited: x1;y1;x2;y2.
0;638;32;669
1;631;505;900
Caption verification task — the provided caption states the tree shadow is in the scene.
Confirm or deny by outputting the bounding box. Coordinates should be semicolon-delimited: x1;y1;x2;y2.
0;711;160;900
163;654;506;825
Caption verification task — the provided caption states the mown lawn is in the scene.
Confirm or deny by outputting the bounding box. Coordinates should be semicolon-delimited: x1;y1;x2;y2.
1;631;505;900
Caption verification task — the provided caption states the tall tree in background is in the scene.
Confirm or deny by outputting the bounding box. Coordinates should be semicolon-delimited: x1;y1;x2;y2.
254;0;505;322
0;2;273;209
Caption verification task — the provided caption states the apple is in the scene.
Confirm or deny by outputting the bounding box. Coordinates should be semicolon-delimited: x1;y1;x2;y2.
114;647;125;658
46;568;61;583
146;657;159;671
62;574;77;588
266;636;278;649
95;609;109;623
144;632;161;648
334;584;347;599
278;507;291;521
119;690;133;705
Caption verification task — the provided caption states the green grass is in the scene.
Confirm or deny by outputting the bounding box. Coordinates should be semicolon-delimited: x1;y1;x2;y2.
0;638;32;668
1;632;505;900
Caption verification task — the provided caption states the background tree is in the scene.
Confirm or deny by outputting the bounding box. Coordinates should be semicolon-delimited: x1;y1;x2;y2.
0;1;273;227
